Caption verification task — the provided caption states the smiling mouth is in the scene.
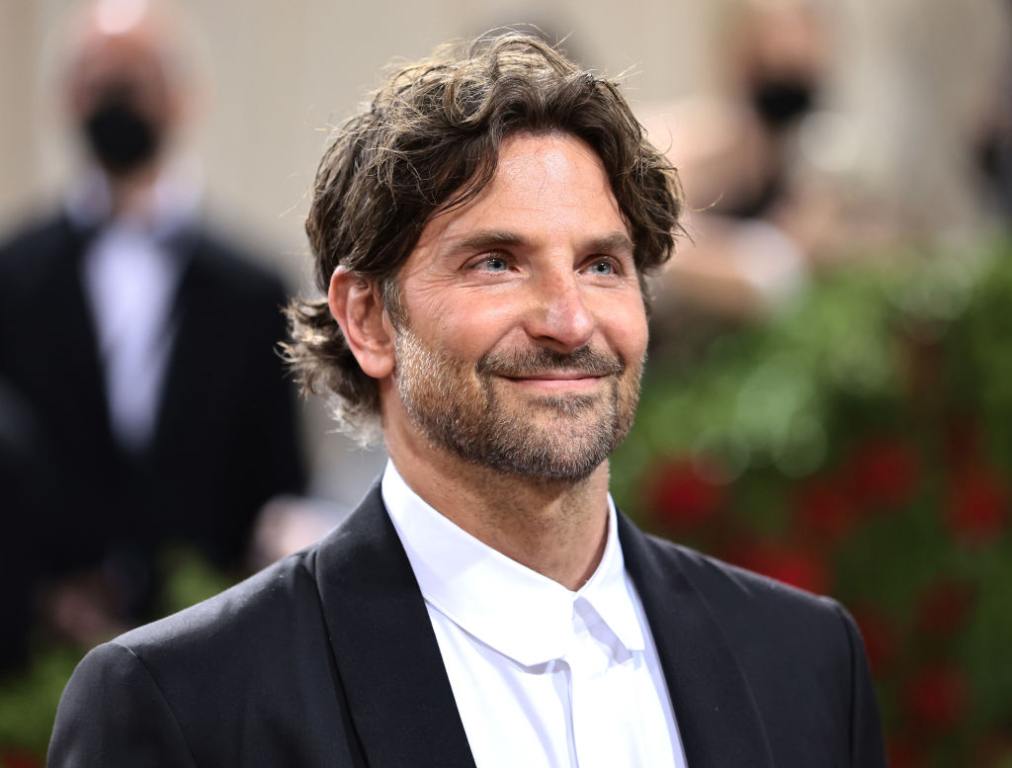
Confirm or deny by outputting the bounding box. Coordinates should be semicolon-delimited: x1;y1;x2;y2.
498;373;609;392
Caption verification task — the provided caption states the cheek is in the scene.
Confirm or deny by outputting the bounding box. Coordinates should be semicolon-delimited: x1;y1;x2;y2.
423;293;521;359
602;299;649;361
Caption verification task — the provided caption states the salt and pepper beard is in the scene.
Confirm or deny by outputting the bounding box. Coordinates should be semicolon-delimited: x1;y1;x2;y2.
393;327;644;482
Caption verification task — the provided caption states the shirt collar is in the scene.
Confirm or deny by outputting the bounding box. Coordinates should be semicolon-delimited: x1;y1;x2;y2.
382;460;645;668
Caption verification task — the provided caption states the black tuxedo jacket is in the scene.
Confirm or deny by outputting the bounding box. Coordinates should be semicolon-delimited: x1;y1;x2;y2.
0;212;305;593
49;485;885;767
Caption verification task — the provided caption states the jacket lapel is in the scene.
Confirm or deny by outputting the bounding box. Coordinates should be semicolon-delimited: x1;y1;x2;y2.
313;485;477;768
618;513;775;768
57;215;116;447
147;229;200;457
312;485;772;767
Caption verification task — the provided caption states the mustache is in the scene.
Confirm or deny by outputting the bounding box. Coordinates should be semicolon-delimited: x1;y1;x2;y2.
476;345;625;378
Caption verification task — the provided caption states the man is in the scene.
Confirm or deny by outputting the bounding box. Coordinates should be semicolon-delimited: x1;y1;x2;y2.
0;0;304;636
49;34;885;767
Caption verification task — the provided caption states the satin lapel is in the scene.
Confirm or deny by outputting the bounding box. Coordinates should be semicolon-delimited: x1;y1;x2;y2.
313;486;477;768
618;514;775;768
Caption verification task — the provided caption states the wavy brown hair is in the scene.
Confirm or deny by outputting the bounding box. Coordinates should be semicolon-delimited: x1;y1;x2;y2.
284;32;683;441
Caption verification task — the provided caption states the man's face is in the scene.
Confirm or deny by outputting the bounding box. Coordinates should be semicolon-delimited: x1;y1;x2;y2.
388;132;648;482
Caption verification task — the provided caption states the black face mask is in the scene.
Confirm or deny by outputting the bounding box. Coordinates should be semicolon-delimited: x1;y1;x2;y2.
82;90;161;176
750;78;816;131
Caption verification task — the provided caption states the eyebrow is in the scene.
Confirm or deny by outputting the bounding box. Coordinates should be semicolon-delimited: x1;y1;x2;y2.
586;232;635;256
450;230;529;254
446;229;635;257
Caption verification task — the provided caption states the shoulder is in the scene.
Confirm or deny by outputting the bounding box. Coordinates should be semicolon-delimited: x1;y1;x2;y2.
630;532;884;763
64;548;330;723
51;499;398;765
115;548;322;671
0;212;72;284
633;530;860;676
643;530;848;623
185;222;289;303
0;211;64;253
54;550;332;753
50;546;356;765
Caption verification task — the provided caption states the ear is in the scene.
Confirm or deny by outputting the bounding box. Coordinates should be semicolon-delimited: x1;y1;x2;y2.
328;267;396;380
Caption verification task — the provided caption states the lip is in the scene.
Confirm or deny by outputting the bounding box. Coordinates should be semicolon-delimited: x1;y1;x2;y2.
498;373;607;392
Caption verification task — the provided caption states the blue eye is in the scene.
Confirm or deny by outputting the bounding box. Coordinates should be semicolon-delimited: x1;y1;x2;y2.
587;259;616;276
477;255;509;272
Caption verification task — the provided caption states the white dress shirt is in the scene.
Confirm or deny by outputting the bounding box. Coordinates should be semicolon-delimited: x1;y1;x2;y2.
68;170;199;452
83;222;181;451
382;461;688;768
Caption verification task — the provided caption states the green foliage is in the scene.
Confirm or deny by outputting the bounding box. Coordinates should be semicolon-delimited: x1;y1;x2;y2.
615;237;1012;765
160;547;235;616
0;648;80;756
0;549;234;758
4;239;1012;764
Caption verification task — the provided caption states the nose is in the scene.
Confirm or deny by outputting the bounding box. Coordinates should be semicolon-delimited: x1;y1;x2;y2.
523;269;596;353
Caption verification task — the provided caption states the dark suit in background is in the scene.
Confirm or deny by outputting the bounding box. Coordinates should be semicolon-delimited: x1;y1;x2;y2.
0;381;53;671
0;211;306;618
49;485;885;767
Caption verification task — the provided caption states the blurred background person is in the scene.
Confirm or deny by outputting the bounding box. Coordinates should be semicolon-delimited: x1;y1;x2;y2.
970;24;1012;230
0;0;305;648
1;0;1010;763
0;381;52;674
640;0;900;334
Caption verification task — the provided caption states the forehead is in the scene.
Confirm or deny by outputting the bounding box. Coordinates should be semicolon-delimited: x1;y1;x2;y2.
65;6;179;107
411;131;629;255
493;131;611;193
76;40;166;91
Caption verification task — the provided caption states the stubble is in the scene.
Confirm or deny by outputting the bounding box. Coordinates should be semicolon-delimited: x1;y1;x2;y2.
393;327;643;482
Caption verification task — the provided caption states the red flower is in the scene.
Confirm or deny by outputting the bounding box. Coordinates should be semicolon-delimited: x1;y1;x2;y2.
915;581;976;637
850;605;897;674
795;476;859;542
903;664;969;731
947;467;1007;543
886;734;926;768
729;541;829;594
846;437;920;508
973;731;1012;766
0;751;44;768
648;458;725;531
943;417;981;471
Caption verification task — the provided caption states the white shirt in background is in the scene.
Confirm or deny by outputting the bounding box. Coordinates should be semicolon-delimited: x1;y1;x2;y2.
67;169;200;453
83;222;181;452
382;461;688;768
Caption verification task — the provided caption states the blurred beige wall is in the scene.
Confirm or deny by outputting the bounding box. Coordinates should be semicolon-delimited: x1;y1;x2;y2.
0;2;44;231
0;0;722;277
1;0;1008;504
0;0;726;505
4;0;1008;257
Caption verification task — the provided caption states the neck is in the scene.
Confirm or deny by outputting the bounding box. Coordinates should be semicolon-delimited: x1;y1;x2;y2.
386;426;611;591
106;163;161;219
